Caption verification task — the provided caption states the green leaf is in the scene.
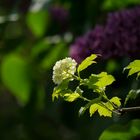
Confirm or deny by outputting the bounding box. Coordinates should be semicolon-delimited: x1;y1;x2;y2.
26;11;49;37
77;54;97;76
89;103;99;116
124;60;140;78
1;54;31;105
99;119;140;140
86;74;99;90
52;79;69;101
110;97;121;107
64;93;80;102
88;72;115;92
95;72;115;89
90;102;114;117
79;97;102;116
124;89;140;106
98;102;114;117
52;86;60;101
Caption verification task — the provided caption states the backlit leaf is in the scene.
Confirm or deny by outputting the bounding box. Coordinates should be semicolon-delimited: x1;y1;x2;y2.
90;102;114;117
79;97;102;116
98;102;113;117
89;103;99;116
88;72;115;92
77;54;97;76
64;93;80;102
124;60;140;78
52;87;60;101
52;79;69;101
124;89;140;106
95;72;115;89
110;97;121;107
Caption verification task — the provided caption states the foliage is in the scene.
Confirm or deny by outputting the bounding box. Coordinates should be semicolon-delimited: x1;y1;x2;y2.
52;55;140;119
124;89;140;106
26;10;50;37
52;54;121;117
99;119;140;140
124;60;140;79
1;0;140;139
102;0;140;11
1;54;31;105
123;60;140;105
77;54;97;76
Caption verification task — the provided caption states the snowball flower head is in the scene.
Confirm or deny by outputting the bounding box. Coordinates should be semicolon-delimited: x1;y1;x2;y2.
53;57;77;84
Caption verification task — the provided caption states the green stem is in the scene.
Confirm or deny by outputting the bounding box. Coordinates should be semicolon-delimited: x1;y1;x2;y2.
101;91;118;109
67;71;83;82
80;96;91;102
72;73;80;81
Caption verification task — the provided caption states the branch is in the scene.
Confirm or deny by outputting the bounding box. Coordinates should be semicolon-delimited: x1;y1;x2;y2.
117;106;140;114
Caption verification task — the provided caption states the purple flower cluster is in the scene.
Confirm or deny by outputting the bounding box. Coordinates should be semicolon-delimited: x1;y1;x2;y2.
49;5;69;24
70;7;140;63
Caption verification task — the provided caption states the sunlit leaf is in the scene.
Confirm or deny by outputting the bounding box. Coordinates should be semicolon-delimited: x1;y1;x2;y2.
90;102;114;117
95;72;115;89
64;93;80;102
77;54;97;76
89;103;99;116
124;60;140;78
52;79;69;101
79;97;101;116
110;97;121;107
1;54;31;105
98;102;113;117
52;87;60;101
86;74;99;90
88;72;115;92
124;89;140;106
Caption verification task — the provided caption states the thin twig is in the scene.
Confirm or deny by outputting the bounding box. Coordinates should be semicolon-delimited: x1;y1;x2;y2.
118;106;140;114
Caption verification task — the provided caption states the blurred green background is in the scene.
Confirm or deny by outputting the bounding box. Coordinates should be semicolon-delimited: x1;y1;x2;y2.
0;0;140;140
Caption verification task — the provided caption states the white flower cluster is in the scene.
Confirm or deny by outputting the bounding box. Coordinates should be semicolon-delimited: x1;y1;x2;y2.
53;57;77;84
